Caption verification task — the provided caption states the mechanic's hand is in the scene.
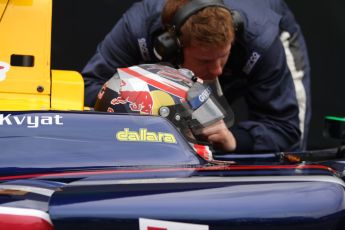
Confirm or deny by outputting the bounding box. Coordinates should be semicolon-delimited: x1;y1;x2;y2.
198;120;236;152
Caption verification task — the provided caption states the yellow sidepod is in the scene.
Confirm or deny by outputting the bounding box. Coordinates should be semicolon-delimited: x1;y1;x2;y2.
51;70;84;111
0;0;85;111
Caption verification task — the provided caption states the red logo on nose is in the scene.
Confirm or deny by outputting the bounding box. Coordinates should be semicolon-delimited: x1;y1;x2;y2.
147;227;167;230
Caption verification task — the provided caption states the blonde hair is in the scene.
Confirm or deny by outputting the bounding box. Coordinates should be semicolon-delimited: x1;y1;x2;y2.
162;0;235;47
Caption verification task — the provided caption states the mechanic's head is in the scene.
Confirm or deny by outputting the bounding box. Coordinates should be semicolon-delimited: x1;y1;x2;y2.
160;0;235;81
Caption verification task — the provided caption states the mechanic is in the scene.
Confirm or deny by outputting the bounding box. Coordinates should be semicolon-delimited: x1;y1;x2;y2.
82;0;311;153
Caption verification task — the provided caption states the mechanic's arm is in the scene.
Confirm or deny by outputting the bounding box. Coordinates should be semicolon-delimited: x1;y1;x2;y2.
232;37;301;152
199;37;301;153
198;119;237;151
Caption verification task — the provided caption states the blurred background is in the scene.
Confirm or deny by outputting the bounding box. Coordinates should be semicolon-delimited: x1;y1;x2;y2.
51;0;345;150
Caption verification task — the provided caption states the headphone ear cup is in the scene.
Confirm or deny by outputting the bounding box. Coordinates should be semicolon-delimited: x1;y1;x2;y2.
231;10;244;34
153;31;181;62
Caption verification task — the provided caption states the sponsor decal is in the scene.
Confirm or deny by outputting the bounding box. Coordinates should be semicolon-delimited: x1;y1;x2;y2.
110;71;154;114
198;87;211;103
0;114;63;128
188;86;212;110
139;218;209;230
110;86;154;114
242;51;260;74
116;128;177;144
138;38;150;61
0;61;10;81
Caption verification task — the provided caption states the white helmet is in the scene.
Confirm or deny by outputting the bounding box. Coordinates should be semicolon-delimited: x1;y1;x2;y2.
94;63;233;137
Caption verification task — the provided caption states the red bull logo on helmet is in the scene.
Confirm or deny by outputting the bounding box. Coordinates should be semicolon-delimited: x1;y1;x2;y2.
110;89;153;114
109;79;154;114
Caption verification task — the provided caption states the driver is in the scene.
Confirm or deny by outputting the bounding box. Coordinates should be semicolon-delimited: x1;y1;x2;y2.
94;63;236;158
82;0;311;153
94;63;233;143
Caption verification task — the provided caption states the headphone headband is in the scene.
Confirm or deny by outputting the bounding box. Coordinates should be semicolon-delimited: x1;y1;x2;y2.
172;0;230;33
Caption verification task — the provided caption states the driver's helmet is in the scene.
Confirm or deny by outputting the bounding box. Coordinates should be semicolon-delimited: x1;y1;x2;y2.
94;64;232;137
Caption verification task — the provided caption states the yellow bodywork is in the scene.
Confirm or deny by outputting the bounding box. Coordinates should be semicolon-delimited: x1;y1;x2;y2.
0;0;84;110
51;70;84;111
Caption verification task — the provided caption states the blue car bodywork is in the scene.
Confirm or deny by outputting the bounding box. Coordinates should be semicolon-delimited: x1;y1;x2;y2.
1;111;345;230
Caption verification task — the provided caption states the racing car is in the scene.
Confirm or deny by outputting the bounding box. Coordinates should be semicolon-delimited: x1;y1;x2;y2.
1;1;345;230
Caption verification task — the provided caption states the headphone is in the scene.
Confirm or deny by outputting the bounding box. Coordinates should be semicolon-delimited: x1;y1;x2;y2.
153;0;243;63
